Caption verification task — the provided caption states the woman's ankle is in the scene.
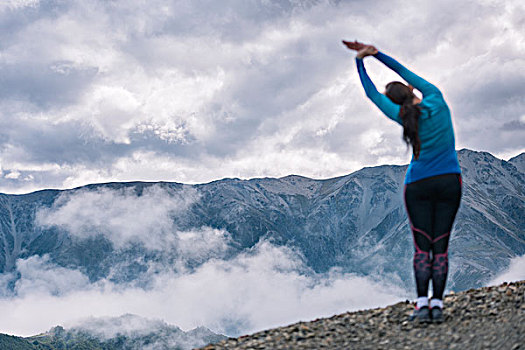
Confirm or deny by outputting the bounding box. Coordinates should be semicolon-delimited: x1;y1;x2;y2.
430;298;443;309
416;296;429;309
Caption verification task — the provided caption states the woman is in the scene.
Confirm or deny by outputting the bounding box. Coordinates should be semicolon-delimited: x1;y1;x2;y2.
343;40;462;324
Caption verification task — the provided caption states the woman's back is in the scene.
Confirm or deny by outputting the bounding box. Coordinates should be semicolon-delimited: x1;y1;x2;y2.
407;88;459;183
354;50;461;184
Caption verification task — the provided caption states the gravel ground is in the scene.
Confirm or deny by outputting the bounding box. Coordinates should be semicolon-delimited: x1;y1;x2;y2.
198;280;524;350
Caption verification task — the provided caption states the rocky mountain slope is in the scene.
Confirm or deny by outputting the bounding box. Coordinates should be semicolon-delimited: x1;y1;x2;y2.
200;280;525;350
0;149;523;294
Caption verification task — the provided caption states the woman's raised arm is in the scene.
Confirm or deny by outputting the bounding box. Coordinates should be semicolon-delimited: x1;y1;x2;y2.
355;57;402;124
373;51;442;98
343;40;402;124
343;40;441;98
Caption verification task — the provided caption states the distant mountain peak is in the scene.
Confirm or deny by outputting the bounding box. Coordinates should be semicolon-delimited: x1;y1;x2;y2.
278;174;313;181
457;148;498;159
509;152;525;162
509;152;525;173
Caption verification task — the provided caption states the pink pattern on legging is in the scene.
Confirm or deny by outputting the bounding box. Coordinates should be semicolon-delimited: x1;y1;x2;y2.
432;252;448;276
432;231;450;275
414;251;431;274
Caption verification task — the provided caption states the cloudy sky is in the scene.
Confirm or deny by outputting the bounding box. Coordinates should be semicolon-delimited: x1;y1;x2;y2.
0;0;524;193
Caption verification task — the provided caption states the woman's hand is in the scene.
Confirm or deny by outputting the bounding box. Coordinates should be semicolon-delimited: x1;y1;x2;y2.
342;40;367;51
356;45;378;59
342;40;378;58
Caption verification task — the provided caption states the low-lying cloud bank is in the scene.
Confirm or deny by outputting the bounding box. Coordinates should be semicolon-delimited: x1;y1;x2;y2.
0;185;408;337
0;239;406;337
488;254;525;286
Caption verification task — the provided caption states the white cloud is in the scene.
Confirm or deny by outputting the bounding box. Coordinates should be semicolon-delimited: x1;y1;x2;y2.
4;170;21;179
176;226;231;262
36;185;200;250
0;239;407;337
14;255;91;297
35;185;233;271
0;0;39;11
487;254;525;286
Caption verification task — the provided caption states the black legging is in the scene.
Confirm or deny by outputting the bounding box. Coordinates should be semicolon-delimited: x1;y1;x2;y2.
404;173;462;300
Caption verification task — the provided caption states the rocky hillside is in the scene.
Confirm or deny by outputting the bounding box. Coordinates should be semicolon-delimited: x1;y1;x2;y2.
201;280;525;350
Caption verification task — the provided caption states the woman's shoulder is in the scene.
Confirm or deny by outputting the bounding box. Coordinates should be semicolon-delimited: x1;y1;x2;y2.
418;104;448;123
421;93;448;113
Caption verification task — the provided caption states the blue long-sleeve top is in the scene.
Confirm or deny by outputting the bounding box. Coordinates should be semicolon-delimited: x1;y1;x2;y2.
356;51;461;184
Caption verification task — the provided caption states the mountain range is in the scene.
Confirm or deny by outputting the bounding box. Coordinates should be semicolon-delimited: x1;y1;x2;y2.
0;148;523;295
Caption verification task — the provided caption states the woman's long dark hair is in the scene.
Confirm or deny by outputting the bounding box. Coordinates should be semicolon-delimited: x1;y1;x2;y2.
385;81;421;159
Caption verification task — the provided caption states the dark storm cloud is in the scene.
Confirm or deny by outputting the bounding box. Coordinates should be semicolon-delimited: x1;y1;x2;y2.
0;62;98;108
0;118;126;165
501;120;525;131
0;113;208;167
